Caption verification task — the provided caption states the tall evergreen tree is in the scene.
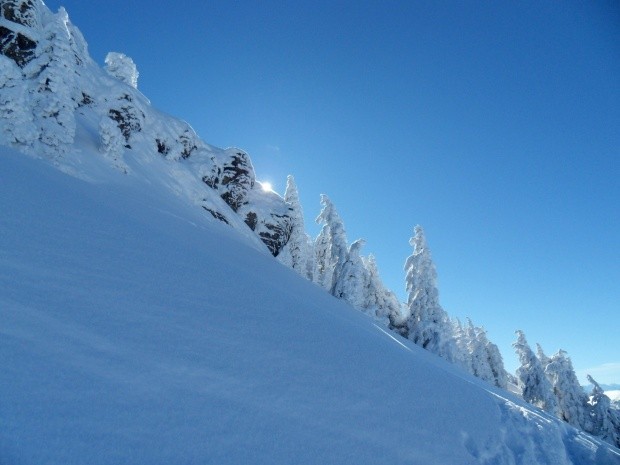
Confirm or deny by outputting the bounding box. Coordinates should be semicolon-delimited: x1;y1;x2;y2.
0;55;37;147
98;116;127;172
279;176;312;279
586;375;620;448
404;226;453;359
452;318;473;371
486;339;508;389
314;195;348;294
364;254;405;329
536;343;551;369
24;8;76;158
513;330;558;415
334;239;368;309
544;349;590;430
465;321;495;383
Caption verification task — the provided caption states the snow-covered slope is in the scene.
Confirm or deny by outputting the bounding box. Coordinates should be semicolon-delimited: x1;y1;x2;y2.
1;147;619;464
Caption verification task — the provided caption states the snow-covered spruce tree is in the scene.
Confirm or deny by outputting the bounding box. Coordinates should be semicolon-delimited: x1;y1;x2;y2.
0;55;37;147
314;195;348;293
485;334;508;389
465;321;495;385
403;226;455;360
513;330;558;415
105;52;139;88
536;343;551;369
364;254;406;331
278;175;312;279
314;221;333;291
543;349;590;430
452;319;473;370
98;116;127;172
333;239;369;309
587;375;620;448
24;7;76;158
304;234;315;282
459;320;507;388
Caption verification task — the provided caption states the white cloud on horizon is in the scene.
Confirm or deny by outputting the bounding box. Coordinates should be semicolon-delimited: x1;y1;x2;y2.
577;362;620;386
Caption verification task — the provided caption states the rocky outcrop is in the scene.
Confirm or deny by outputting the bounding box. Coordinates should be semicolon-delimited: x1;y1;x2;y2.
238;188;292;257
0;0;293;258
198;148;292;256
0;0;40;67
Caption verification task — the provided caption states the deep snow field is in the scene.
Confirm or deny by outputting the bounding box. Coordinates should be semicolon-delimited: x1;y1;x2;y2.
2;146;620;465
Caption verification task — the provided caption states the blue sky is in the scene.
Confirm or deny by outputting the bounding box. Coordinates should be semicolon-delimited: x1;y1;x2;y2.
46;0;619;383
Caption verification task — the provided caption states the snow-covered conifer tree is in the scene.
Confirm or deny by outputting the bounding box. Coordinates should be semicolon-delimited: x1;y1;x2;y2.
24;8;76;158
105;52;139;88
463;321;498;386
0;55;37;147
314;195;348;293
364;254;405;329
98;116;127;172
586;375;620;448
334;239;368;309
543;349;589;430
404;226;453;359
513;330;558;415
485;335;508;389
278;176;312;279
304;235;315;282
536;344;551;369
452;319;473;371
314;222;332;290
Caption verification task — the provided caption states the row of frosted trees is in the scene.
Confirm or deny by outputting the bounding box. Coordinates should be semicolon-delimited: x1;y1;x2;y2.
277;175;620;448
514;331;620;447
277;175;508;389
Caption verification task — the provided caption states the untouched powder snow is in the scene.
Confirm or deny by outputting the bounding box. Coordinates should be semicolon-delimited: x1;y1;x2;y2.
1;147;619;464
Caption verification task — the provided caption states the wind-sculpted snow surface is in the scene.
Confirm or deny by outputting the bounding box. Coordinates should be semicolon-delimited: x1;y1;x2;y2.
1;149;619;464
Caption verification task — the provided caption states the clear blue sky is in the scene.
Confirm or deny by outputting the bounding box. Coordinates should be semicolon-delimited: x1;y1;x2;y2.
46;0;619;384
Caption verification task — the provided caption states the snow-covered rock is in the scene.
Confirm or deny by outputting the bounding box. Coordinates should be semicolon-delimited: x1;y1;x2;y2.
0;0;291;256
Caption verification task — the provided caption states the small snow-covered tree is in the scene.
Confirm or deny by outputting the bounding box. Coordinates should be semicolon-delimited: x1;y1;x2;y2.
105;52;139;88
334;239;368;309
364;254;405;329
24;8;77;158
452;319;473;370
279;176;312;279
99;116;127;172
536;344;551;369
513;330;558;415
543;349;589;430
314;222;333;290
485;335;508;389
404;226;453;360
0;55;37;147
304;234;315;282
587;375;620;448
465;321;494;383
314;195;348;293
